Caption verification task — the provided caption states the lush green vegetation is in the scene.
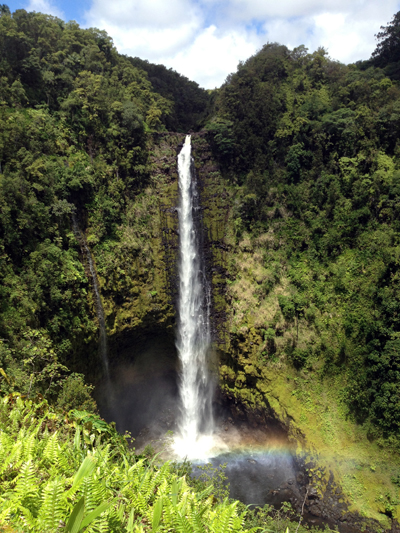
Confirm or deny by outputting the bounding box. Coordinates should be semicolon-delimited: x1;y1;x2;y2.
208;17;400;446
128;57;210;132
0;394;265;532
2;2;400;529
0;7;207;404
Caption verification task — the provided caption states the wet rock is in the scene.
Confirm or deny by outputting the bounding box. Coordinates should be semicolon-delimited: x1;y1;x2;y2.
391;520;400;533
307;486;319;499
310;505;323;517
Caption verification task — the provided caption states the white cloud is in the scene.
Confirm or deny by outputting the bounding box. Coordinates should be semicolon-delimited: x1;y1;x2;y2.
312;13;374;63
84;0;400;88
201;0;399;25
260;17;314;51
171;26;258;88
261;1;400;65
25;0;64;18
94;21;201;60
85;0;203;61
86;0;200;30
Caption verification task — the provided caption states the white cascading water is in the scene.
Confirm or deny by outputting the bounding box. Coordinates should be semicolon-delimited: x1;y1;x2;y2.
173;135;215;459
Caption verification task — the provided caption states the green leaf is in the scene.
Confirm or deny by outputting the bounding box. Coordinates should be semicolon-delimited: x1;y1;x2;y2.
152;497;163;532
67;456;96;495
127;508;135;532
195;484;214;501
0;367;10;384
80;497;117;529
74;426;81;451
65;496;85;533
171;478;178;506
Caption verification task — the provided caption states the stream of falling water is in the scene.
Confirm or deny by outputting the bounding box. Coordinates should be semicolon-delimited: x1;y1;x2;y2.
72;214;110;381
173;135;215;459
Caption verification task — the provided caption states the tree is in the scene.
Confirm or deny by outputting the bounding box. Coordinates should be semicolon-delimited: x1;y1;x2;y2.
371;11;400;78
0;4;10;16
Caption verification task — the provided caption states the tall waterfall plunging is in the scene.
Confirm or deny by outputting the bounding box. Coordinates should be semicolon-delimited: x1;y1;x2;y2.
174;135;215;459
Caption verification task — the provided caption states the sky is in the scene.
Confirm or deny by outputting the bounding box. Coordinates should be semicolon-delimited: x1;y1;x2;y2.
7;0;400;88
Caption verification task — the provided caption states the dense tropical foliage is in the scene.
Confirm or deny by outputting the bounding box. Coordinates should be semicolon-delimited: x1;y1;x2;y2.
0;7;208;405
207;30;400;443
370;11;400;79
128;57;211;132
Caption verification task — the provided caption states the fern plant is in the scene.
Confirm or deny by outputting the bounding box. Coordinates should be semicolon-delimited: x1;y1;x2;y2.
0;394;263;533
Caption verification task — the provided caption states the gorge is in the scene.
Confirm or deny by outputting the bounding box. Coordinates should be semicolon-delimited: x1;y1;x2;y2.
93;132;398;533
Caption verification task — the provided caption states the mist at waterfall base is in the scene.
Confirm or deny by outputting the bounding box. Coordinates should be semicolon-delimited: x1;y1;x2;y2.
96;344;301;508
95;332;179;440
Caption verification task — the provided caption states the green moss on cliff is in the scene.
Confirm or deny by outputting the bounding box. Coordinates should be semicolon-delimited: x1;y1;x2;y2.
82;134;186;370
189;132;400;525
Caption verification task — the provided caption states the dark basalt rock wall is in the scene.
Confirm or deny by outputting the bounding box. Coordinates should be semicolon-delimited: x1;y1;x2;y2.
191;132;231;346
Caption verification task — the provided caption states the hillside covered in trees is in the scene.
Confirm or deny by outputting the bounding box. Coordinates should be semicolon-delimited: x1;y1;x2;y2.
2;4;400;532
208;36;400;443
0;7;209;408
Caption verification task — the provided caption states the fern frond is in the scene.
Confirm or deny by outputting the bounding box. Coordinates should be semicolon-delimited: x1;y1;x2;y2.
37;478;66;532
131;491;148;515
85;516;109;533
43;431;60;464
162;499;175;531
17;503;36;530
57;443;74;474
175;510;194;533
23;430;37;462
80;473;107;514
210;501;240;533
13;460;39;513
2;440;23;476
0;501;13;525
0;433;13;476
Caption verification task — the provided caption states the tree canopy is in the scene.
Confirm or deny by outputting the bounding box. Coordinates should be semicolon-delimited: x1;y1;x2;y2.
371;11;400;79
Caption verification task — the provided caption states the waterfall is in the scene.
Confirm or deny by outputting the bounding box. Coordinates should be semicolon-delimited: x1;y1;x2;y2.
174;135;215;459
71;214;110;380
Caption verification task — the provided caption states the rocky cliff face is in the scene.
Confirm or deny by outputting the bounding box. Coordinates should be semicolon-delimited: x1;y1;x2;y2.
94;132;232;367
86;134;184;371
